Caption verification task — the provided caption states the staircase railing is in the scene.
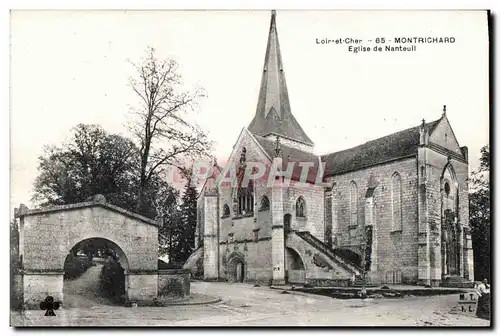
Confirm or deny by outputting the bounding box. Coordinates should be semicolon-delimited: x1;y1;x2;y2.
294;231;363;275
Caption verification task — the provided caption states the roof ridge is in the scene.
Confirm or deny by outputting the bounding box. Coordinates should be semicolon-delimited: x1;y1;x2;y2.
321;118;440;159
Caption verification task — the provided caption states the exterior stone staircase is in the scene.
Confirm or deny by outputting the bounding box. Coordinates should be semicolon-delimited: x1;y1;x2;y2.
288;231;363;286
182;246;203;278
440;275;475;288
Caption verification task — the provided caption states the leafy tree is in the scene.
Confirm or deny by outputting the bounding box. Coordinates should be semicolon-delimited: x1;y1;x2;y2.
158;177;198;265
32;124;139;209
469;145;490;280
10;219;20;272
127;46;212;214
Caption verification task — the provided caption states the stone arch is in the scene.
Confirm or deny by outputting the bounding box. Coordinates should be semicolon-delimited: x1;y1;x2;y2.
65;237;130;271
63;237;130;306
222;203;231;217
260;195;270;210
63;235;132;272
441;163;459;197
285;247;305;271
226;251;246;283
15;200;160;308
285;247;306;284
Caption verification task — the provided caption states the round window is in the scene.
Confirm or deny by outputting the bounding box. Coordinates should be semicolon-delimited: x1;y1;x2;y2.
444;182;451;196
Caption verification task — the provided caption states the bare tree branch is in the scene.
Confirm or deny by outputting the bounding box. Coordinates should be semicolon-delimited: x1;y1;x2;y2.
128;46;213;212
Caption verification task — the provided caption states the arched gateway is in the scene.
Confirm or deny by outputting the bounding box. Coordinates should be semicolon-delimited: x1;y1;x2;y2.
14;195;160;308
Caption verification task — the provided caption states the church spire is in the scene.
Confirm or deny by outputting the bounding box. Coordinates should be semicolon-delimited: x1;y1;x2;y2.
247;10;314;147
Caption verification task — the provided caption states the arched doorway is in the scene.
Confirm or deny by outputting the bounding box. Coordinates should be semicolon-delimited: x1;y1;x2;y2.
285;248;305;284
226;252;246;283
63;237;130;307
235;261;245;282
284;213;292;234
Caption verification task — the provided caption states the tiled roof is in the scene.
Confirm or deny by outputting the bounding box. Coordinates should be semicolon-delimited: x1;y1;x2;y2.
321;120;441;177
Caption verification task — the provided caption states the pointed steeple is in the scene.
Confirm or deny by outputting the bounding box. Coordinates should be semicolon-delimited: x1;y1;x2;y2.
248;10;314;147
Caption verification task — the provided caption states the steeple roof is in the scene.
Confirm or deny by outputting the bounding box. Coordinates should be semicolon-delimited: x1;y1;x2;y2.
247;10;314;146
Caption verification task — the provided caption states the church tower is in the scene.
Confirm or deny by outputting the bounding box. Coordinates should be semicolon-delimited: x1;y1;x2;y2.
248;10;314;152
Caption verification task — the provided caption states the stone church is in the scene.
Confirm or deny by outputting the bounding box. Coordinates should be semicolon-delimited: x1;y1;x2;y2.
184;11;474;287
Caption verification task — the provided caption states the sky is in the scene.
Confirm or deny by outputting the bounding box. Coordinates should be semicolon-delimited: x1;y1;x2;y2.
10;10;489;212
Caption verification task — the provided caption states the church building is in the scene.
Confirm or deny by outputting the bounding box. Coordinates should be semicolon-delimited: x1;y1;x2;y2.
184;11;474;287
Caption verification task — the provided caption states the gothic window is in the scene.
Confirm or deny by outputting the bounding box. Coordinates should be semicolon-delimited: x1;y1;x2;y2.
296;196;306;218
222;204;230;218
260;195;270;210
236;179;254;216
349;181;358;226
391;172;402;231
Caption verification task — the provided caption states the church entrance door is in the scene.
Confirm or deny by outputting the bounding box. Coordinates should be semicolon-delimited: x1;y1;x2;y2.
284;214;292;234
443;210;460;276
235;262;245;282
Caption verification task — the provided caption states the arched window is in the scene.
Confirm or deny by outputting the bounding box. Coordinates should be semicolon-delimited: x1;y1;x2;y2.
391;172;402;231
237;179;254;216
222;204;230;217
260;195;270;210
349;181;358;226
296;196;306;218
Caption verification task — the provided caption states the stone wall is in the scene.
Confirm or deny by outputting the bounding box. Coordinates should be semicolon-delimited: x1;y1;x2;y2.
126;272;158;302
157;269;191;298
212;130;275;282
326;157;420;284
23;272;64;309
203;195;219;279
285;182;325;240
219;240;272;283
421;146;471;283
20;206;158;272
11;273;23;310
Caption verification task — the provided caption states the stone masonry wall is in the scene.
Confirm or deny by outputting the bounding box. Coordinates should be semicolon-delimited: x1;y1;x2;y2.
215;130;274;282
423;148;471;282
157;269;191;298
326;157;420;284
21;206;158;272
219;240;272;283
285;182;325;240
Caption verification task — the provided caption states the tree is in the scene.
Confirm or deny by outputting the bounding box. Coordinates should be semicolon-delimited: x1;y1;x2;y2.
128;47;212;214
177;178;199;263
32;124;140;209
469;145;490;280
10;219;21;309
158;177;198;265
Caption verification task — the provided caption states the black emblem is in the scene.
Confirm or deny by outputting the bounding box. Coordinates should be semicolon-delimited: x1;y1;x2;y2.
40;296;60;316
